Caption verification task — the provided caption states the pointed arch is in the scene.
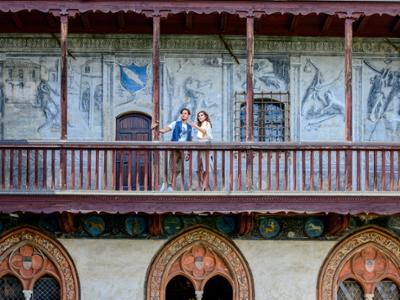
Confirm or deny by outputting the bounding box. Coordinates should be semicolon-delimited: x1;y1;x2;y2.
0;226;80;300
146;226;254;300
318;226;400;300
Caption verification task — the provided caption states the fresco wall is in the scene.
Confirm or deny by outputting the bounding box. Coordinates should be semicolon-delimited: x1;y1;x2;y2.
0;34;399;142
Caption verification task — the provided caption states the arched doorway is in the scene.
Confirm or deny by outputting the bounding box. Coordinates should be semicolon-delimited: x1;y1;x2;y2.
116;113;152;190
166;275;196;300
203;275;233;300
146;226;253;300
318;226;400;300
0;226;80;300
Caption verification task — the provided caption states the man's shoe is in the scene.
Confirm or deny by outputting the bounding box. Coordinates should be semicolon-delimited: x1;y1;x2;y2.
167;185;174;192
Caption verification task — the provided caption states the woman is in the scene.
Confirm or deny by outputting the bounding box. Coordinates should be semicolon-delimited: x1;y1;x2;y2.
191;111;213;191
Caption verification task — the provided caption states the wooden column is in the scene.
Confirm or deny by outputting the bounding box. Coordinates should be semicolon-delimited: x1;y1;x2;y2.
60;14;68;140
344;17;354;191
245;16;254;191
245;16;254;142
345;17;353;142
60;14;68;189
152;15;161;189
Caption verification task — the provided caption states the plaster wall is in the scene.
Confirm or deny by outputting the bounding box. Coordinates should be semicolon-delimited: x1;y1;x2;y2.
0;34;399;143
60;238;335;300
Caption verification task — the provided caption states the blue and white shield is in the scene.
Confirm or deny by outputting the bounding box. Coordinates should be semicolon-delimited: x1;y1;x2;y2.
119;64;147;93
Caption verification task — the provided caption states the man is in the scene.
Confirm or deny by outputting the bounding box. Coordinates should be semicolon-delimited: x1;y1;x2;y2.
152;108;192;191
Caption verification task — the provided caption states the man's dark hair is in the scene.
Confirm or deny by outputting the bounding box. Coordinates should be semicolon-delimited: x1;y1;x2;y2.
180;108;191;115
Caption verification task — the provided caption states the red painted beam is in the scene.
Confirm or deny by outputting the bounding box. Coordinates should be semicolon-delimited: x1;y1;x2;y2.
0;193;399;215
0;1;399;17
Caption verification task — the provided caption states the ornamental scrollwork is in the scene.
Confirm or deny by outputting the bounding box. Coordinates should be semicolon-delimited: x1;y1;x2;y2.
0;227;80;300
318;227;400;300
146;227;254;300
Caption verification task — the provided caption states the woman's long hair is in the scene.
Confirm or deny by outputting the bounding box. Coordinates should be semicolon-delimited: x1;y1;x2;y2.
197;111;212;127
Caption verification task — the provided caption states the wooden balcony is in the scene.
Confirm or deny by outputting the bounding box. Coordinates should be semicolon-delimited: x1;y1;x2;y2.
0;141;400;214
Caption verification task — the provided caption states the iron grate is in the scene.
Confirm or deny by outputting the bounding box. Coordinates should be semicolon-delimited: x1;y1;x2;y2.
374;280;400;300
337;280;364;300
0;276;24;300
33;276;60;300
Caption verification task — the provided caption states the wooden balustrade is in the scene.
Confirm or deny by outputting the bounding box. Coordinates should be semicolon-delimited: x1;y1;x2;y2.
0;141;400;193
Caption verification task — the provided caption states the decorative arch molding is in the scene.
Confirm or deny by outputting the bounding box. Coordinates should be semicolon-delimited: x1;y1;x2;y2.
0;226;80;300
146;226;254;300
318;226;400;300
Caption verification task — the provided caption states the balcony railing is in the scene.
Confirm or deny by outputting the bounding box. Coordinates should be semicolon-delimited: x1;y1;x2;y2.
1;141;400;193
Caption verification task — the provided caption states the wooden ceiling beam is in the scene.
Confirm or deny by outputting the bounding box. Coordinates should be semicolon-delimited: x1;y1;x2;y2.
220;12;227;32
321;15;334;33
355;16;369;33
46;13;57;28
390;16;400;33
80;13;91;30
11;12;23;30
185;12;193;31
116;11;126;30
289;15;300;32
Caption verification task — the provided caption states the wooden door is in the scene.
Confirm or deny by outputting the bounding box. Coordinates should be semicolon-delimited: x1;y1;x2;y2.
116;113;152;190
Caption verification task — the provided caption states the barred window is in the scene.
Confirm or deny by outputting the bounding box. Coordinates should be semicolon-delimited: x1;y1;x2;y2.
235;92;290;142
374;280;400;300
0;276;24;300
33;276;60;300
337;280;363;300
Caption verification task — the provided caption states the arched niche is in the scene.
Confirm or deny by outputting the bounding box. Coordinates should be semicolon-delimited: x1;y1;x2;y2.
146;226;254;300
0;226;80;300
318;226;400;300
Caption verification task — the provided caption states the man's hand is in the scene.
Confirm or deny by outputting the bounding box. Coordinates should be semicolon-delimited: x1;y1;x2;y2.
151;121;159;130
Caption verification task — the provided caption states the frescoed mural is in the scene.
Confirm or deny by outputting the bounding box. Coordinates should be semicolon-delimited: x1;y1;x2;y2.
0;36;398;144
115;58;152;110
1;58;61;139
164;57;223;138
79;59;103;127
34;79;60;132
363;59;400;141
301;58;343;129
300;57;344;140
234;57;289;92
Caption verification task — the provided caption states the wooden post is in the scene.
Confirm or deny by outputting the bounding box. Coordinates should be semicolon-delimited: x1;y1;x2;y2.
246;16;254;191
245;16;254;142
344;17;354;191
152;15;161;190
60;14;68;140
60;14;68;189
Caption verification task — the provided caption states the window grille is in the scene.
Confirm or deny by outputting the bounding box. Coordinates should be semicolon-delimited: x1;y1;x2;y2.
0;276;24;300
234;92;290;142
374;280;400;300
33;276;60;300
337;280;364;300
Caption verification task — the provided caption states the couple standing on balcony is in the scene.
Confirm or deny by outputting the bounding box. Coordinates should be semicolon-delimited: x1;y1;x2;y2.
152;108;213;192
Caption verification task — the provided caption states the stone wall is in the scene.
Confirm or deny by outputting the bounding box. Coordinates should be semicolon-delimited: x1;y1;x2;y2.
60;238;334;300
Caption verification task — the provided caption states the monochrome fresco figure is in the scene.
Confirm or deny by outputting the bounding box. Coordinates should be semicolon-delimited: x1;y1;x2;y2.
94;84;103;112
301;58;343;130
174;76;215;120
80;82;90;124
365;60;400;140
33;80;60;132
236;58;289;92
